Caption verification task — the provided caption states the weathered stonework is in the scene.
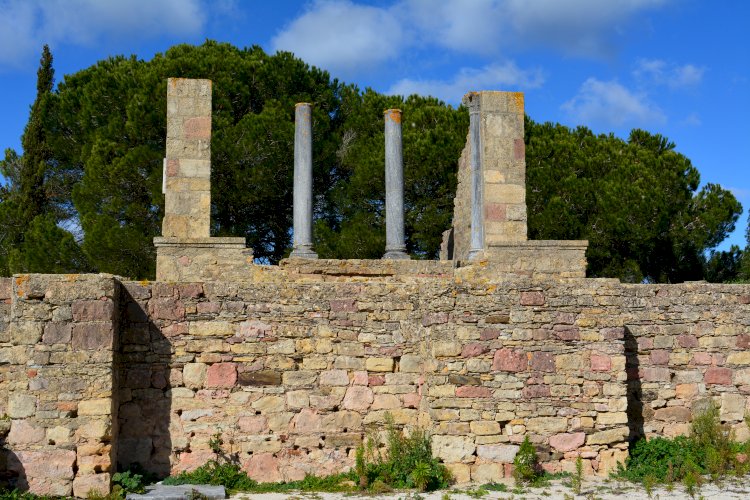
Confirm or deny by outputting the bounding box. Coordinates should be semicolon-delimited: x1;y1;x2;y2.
0;275;116;497
442;91;588;277
155;78;247;281
2;272;748;493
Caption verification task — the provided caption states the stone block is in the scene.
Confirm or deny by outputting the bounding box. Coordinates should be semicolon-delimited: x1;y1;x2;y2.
72;300;114;322
72;323;113;350
8;420;45;444
342;386;374;411
705;367;733;385
470;421;501;435
183;363;207;389
8;394;37;418
476;444;519;462
205;363;237;388
79;398;111;416
366;357;394;372
493;348;527;372
471;463;503;483
42;322;71;344
400;354;423;373
549;432;585;452
238;371;281;386
526;417;568;434
432;435;476;462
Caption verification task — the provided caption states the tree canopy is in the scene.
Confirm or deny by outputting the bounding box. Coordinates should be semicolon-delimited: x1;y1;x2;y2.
0;41;743;282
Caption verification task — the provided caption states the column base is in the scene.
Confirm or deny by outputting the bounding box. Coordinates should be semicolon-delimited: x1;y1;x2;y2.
467;248;484;261
290;246;318;259
382;248;410;260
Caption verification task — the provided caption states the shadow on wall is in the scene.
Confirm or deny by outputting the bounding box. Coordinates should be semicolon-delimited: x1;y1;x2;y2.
624;326;644;446
0;421;25;491
116;285;172;477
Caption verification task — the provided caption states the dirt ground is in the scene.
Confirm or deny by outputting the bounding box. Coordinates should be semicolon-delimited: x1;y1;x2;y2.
231;475;750;499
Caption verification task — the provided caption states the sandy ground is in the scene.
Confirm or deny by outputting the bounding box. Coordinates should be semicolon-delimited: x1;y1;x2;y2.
231;475;750;499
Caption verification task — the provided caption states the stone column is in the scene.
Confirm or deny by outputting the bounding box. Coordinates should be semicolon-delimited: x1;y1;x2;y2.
465;93;484;261
383;109;409;260
163;78;212;238
290;103;318;259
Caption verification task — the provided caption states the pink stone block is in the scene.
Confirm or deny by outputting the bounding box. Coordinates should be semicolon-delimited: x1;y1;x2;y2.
522;384;550;398
462;343;488;358
480;329;501;341
368;375;385;386
705;367;733;385
184;116;211;140
738;335;750;349
456;386;492;398
590;354;612;371
485;203;507;222
493;348;528;372
72;299;114;322
549;432;585;452
553;325;580;341
148;298;186;321
352;371;368;385
513;138;525;160
238;415;268;434
637;337;653;350
678;335;699;348
205;363;237;388
403;392;421;408
244;453;282;483
520;291;544;306
650;350;670;365
641;367;670;382
342;386;374;410
530;352;555;372
422;312;449;326
178;283;204;299
692;352;712;365
330;299;357;312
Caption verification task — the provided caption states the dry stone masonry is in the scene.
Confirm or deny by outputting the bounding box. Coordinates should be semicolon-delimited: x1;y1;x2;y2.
1;79;749;496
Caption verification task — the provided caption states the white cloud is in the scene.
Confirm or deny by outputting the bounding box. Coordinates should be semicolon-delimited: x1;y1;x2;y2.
269;0;670;77
634;58;705;88
561;78;666;128
405;0;669;58
387;61;544;103
0;0;205;68
270;0;405;76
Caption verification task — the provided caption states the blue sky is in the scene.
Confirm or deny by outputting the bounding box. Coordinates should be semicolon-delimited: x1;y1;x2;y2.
1;0;748;249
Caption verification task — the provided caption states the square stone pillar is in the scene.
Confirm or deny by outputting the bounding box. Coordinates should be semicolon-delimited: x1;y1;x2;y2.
162;78;212;238
155;78;249;281
444;90;588;277
477;91;528;244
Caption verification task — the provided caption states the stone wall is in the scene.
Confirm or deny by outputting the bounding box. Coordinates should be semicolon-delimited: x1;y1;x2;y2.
116;271;632;484
0;275;117;497
620;283;750;441
1;275;750;495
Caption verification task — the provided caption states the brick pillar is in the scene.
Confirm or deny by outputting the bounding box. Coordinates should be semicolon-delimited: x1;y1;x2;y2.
476;91;527;244
162;78;212;238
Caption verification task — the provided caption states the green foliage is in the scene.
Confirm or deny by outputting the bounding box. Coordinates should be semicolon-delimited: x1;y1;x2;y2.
616;402;750;490
2;41;742;281
571;455;583;494
513;436;542;485
163;461;257;491
526;121;742;282
0;490;54;500
0;45;86;276
354;414;452;492
112;464;157;495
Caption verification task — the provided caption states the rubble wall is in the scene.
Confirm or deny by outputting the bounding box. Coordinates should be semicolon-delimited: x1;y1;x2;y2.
1;271;749;493
0;275;117;497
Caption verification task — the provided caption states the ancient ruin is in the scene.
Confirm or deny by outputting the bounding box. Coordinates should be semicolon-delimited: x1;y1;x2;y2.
0;78;748;496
